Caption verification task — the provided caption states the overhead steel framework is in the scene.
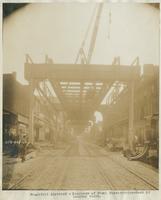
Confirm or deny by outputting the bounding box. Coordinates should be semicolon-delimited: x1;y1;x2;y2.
25;55;140;121
25;54;142;151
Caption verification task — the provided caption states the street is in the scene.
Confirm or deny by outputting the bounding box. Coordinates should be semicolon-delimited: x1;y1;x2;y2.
2;5;159;200
3;138;158;190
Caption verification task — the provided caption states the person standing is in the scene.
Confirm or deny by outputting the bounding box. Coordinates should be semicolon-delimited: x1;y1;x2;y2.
19;134;28;162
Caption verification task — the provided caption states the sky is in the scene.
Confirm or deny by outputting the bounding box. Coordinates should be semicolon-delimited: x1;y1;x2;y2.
94;111;103;123
3;3;159;85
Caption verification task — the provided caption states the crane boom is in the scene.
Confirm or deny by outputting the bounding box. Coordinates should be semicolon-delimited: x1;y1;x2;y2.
75;3;103;64
87;3;103;64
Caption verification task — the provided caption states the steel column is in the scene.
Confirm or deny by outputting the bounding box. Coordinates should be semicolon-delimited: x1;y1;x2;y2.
29;80;35;144
128;81;135;152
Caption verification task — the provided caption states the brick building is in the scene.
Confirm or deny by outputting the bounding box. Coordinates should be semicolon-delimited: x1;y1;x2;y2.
3;72;30;138
3;72;68;146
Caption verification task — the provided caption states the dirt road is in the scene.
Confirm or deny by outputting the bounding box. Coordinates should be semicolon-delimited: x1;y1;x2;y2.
3;138;158;190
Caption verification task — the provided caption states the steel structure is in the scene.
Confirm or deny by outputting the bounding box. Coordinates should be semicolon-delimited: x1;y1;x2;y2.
25;54;141;152
23;3;158;160
25;56;140;120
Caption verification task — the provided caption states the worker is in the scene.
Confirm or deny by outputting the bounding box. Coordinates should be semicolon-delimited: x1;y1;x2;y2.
19;134;28;162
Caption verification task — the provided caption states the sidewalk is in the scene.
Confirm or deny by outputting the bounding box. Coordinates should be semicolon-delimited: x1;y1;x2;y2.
3;150;38;189
2;141;70;190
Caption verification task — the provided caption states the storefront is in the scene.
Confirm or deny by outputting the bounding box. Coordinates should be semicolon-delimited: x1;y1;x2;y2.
3;110;17;136
17;114;29;138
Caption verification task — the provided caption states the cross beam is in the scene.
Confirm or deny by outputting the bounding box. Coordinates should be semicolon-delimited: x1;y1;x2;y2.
25;63;140;82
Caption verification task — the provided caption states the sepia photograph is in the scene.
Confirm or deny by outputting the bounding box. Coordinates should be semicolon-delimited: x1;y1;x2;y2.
1;1;160;194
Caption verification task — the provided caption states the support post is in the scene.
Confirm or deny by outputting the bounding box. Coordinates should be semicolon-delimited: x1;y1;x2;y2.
128;81;135;152
29;80;35;144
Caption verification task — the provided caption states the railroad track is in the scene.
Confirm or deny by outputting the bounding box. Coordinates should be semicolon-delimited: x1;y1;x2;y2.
56;142;117;191
82;143;116;190
7;142;158;190
86;143;158;190
107;154;158;190
8;174;31;190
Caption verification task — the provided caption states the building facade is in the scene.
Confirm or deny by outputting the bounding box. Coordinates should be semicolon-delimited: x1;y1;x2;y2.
102;65;159;155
